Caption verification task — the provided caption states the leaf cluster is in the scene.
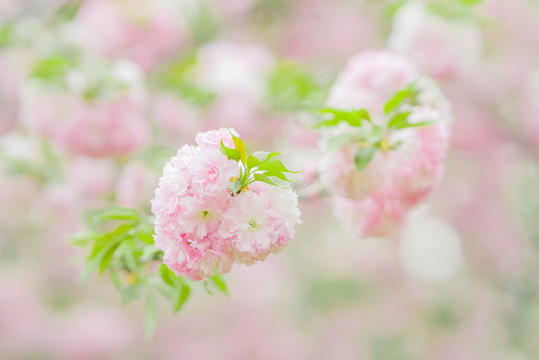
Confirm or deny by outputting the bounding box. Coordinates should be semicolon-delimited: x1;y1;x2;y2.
71;206;229;339
314;83;436;172
219;131;299;195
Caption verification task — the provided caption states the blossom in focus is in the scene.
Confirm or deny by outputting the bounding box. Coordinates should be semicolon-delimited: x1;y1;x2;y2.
152;128;301;280
220;182;300;265
318;50;451;238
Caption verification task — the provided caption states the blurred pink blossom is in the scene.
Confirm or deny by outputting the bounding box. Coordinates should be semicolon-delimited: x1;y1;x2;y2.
388;2;482;79
75;0;186;71
196;41;275;102
327;50;419;115
21;63;150;157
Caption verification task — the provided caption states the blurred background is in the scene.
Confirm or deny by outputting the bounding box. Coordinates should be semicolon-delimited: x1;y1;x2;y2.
1;0;539;359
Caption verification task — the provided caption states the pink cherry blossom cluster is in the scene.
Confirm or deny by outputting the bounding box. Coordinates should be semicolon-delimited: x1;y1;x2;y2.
151;128;301;281
319;50;451;238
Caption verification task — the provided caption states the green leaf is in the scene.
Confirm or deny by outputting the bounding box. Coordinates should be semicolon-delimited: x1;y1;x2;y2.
110;272;122;291
267;61;329;111
383;85;416;114
326;133;358;151
396;120;436;130
247;152;281;169
121;240;139;272
388;112;412;129
252;151;280;162
388;112;436;130
135;224;155;244
260;171;292;182
220;140;241;162
121;284;141;305
0;22;15;48
70;230;99;247
257;159;298;173
246;154;262;169
30;56;75;81
354;147;378;172
87;207;141;228
365;124;384;143
159;264;175;287
253;173;279;186
78;256;101;282
231;134;247;164
89;224;133;260
208;274;229;296
187;1;218;45
55;0;83;21
382;0;407;19
144;293;158;339
315;108;370;128
98;241;122;274
140;245;162;263
173;281;191;313
227;179;243;196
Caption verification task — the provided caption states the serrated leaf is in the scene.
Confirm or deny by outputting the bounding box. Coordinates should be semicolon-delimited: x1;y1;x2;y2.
388;112;412;129
144;293;158;339
121;284;141;305
231;135;247;164
246;154;262;169
253;173;279;186
384;85;416;114
209;274;229;296
220;140;240;161
257;159;298;173
354;147;378;172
